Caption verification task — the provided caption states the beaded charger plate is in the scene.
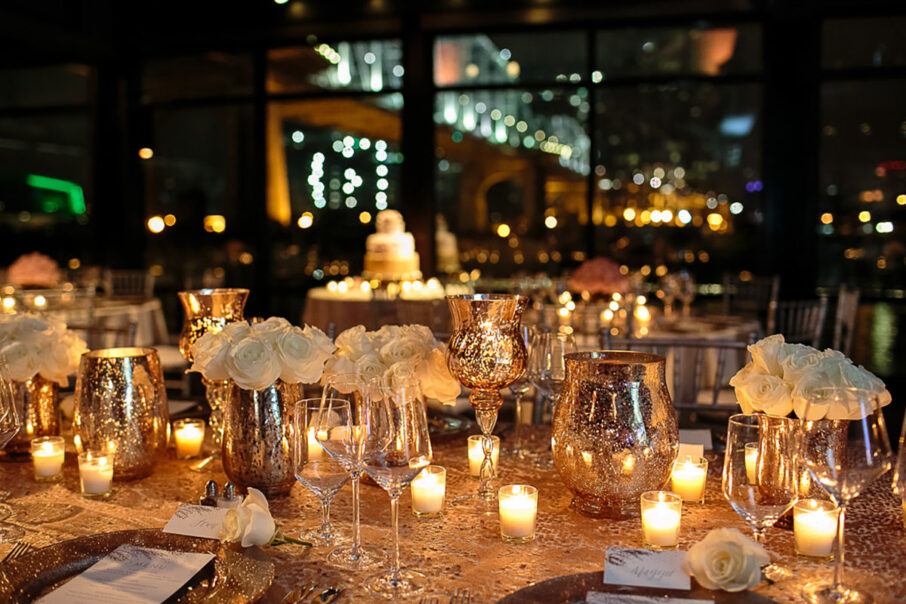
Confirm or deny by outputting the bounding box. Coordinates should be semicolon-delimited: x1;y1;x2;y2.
0;528;274;603
497;571;778;603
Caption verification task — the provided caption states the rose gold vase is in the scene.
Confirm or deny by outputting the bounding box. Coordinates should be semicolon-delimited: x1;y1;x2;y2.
446;294;528;500
552;351;679;518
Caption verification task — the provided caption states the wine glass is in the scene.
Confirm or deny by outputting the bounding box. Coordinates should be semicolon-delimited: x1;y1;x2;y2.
676;270;696;318
0;363;25;542
364;377;432;597
659;274;681;321
292;398;350;545
800;387;893;604
316;375;388;569
529;328;576;423
722;413;799;580
504;326;533;458
892;413;906;518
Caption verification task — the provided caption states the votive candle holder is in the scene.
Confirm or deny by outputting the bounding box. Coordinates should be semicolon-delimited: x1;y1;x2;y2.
173;418;206;459
498;484;538;543
78;450;114;499
794;498;839;560
31;436;65;482
640;490;682;549
411;465;446;517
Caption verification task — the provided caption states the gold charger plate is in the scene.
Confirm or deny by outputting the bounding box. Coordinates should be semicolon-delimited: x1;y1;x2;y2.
0;528;274;603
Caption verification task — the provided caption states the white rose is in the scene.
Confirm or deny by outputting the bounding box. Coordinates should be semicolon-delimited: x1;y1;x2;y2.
379;334;426;366
219;487;276;547
225;336;281;391
747;334;787;377
0;340;40;382
404;324;437;350
839;363;891;408
779;343;823;387
189;331;232;381
385;360;419;390
40;331;86;386
222;321;251;342
276;326;335;384
354;352;386;384
334;326;373;360
323;356;356;382
417;347;461;404
794;362;892;421
732;366;792;416
250;317;292;342
683;528;770;592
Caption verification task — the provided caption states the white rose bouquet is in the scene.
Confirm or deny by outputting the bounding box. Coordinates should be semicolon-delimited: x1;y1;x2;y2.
189;317;335;391
0;313;87;385
683;528;770;592
729;334;891;420
324;324;461;404
219;487;309;547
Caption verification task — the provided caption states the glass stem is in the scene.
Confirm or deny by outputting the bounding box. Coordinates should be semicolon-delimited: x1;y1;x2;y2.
833;505;847;591
474;406;498;500
752;526;767;545
351;472;362;554
389;493;401;579
319;499;332;539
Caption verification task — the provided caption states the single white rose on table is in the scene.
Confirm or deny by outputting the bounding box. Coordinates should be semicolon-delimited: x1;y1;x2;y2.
683;528;770;592
225;336;281;391
189;331;232;381
219;487;309;548
276;325;336;384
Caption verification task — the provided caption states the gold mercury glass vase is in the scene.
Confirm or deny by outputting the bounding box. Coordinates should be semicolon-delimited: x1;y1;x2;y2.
552;351;679;518
8;375;60;454
446;294;528;501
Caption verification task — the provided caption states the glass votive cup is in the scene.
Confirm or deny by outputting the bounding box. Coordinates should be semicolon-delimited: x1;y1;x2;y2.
468;434;500;477
745;442;758;483
498;484;538;543
78;450;115;499
640;491;682;550
670;455;708;503
411;465;446;518
31;436;65;482
172;418;206;459
794;498;839;560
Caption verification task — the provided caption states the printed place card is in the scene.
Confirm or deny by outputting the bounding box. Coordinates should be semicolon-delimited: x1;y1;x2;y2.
163;504;229;540
587;593;711;604
603;547;691;591
38;544;215;604
678;429;713;451
677;443;705;461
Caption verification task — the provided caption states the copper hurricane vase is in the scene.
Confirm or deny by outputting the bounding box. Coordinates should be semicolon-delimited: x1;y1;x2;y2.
8;375;60;453
222;379;299;497
73;348;169;480
552;351;679;518
446;294;528;500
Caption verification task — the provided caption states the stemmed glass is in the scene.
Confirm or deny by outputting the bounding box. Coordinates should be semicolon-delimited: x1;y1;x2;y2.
722;413;799;581
676;270;696;318
503;326;533;458
364;377;432;598
0;365;25;542
316;375;387;569
292;398;350;545
800;388;893;604
529;328;576;424
659;274;680;321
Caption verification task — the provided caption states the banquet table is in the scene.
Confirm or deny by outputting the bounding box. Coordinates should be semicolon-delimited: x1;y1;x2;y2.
1;431;905;603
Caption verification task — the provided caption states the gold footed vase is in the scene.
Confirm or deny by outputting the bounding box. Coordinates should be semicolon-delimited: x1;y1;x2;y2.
7;375;60;454
552;351;679;518
222;379;299;497
446;294;528;501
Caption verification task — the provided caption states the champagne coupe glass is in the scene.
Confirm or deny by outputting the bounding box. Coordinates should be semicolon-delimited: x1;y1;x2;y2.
292;398;350;545
316;375;387;569
0;364;25;541
446;294;529;503
723;413;799;581
800;387;893;604
503;325;533;457
364;377;432;598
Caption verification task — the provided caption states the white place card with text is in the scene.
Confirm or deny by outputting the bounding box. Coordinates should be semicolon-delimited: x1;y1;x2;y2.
603;547;691;591
163;504;229;540
38;544;215;604
677;443;705;461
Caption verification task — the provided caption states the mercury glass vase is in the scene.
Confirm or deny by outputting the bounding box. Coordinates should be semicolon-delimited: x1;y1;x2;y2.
73;348;169;480
222;379;299;498
8;375;60;454
552;351;679;518
446;294;528;501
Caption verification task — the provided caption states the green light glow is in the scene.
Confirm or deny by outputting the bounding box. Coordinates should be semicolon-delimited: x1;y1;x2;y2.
26;174;86;215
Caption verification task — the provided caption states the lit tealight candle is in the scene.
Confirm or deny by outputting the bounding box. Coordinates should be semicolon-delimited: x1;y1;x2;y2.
411;465;446;517
173;419;205;459
468;434;500;477
307;427;326;462
640;491;682;549
745;442;758;483
670;456;708;503
498;484;538;542
78;451;114;499
794;499;839;559
31;436;65;482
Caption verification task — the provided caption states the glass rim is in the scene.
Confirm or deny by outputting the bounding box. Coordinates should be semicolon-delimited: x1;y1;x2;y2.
727;412;797;427
640;490;682;504
808;386;881;398
498;483;537;496
178;288;250;296
295;397;350;409
446;293;527;302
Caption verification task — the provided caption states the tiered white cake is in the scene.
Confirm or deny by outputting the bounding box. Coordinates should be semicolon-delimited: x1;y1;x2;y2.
363;210;422;281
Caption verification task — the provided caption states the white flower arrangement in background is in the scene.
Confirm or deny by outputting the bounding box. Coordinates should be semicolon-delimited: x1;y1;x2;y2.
683;528;770;592
729;334;891;420
0;313;87;385
324;324;461;404
189;317;335;391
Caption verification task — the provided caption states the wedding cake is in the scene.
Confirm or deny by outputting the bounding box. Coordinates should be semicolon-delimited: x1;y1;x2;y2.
363;210;422;281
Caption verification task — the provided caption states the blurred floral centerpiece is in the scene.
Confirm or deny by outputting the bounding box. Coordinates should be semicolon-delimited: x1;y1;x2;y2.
7;252;63;289
730;334;891;420
567;256;628;298
324;324;460;403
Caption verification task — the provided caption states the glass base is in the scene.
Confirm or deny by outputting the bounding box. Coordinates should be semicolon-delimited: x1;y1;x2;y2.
804;581;873;604
365;568;426;598
450;493;497;514
34;473;62;483
189;455;223;474
0;523;25;543
764;563;794;583
81;491;111;500
502;533;535;543
299;524;346;546
327;545;383;570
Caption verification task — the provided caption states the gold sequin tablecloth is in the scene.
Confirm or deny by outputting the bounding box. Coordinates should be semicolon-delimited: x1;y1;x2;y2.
2;438;905;603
